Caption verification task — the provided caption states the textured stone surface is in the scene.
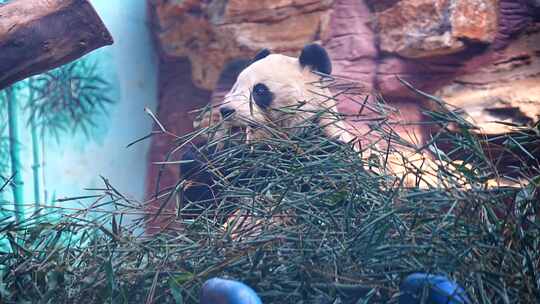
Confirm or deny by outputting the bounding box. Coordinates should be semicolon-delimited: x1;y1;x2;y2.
437;26;540;133
323;0;428;144
150;0;333;89
323;0;376;89
452;0;498;44
375;0;498;58
494;0;534;49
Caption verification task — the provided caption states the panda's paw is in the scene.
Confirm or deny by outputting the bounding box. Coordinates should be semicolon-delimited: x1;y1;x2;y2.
180;143;206;179
179;142;218;209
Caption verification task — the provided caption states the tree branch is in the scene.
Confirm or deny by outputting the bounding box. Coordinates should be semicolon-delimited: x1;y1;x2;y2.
0;0;113;89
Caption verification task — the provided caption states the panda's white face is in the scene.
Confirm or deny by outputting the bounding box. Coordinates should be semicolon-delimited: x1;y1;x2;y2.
218;53;336;139
210;44;354;143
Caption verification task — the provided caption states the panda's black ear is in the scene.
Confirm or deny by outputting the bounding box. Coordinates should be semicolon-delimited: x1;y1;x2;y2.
252;48;271;63
299;43;332;75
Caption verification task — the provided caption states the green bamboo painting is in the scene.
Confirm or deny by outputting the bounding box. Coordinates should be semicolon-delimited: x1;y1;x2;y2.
27;60;114;211
27;60;115;142
0;58;114;221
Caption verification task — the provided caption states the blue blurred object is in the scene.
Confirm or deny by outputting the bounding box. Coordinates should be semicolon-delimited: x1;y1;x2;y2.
399;273;470;304
201;278;263;304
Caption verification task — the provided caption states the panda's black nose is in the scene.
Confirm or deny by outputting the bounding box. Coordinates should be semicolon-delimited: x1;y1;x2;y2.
219;106;235;118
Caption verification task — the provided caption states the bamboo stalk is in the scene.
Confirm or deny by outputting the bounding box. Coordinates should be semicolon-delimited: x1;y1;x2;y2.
29;79;41;213
5;86;24;221
41;135;48;206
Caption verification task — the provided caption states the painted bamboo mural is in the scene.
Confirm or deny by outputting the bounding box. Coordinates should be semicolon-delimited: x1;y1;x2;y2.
27;60;114;141
0;58;114;222
28;60;114;210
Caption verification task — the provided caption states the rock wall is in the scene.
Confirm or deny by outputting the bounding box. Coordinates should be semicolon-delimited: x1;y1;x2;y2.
146;0;540;227
151;0;334;90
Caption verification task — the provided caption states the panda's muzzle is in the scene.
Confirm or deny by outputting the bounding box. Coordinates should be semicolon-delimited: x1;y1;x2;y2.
219;106;246;133
218;105;261;137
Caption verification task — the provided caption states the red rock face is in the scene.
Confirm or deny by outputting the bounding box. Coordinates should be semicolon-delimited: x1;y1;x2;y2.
495;0;535;50
324;0;377;89
150;0;333;89
146;0;540;228
373;0;498;58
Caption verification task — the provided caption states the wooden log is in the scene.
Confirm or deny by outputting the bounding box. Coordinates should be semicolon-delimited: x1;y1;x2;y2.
0;0;113;90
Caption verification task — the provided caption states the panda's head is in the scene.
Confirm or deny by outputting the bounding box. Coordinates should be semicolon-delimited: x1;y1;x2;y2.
217;44;347;141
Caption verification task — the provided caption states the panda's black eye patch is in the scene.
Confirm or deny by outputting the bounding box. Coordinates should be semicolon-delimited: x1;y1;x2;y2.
252;83;273;109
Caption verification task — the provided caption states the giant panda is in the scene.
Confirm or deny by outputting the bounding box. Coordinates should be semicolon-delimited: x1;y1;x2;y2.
178;43;360;216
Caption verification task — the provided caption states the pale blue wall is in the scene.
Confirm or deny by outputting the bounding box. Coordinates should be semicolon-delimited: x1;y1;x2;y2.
16;0;158;206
